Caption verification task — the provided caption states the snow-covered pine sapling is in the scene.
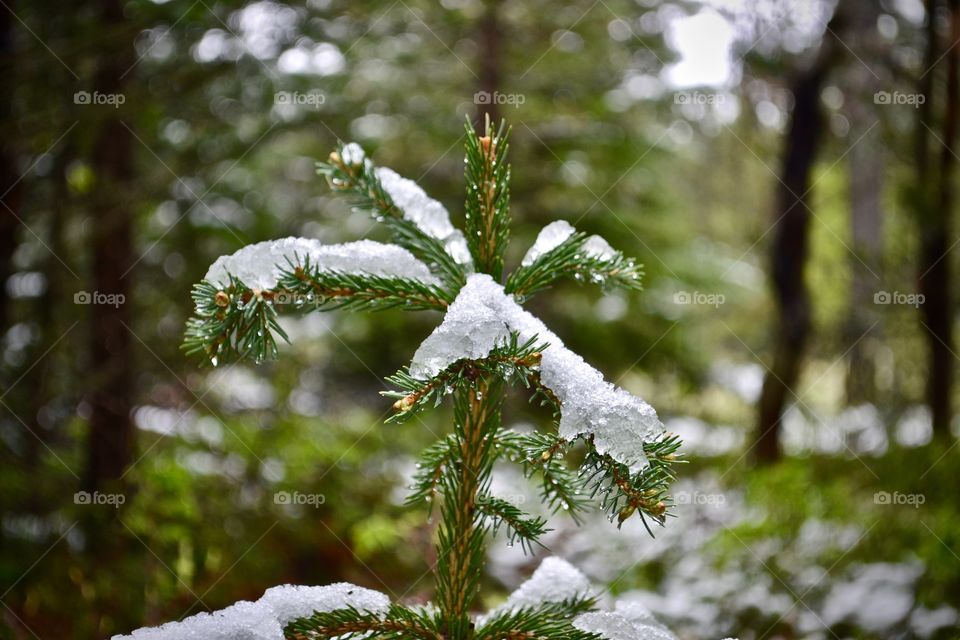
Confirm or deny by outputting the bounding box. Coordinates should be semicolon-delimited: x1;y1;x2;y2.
180;118;682;640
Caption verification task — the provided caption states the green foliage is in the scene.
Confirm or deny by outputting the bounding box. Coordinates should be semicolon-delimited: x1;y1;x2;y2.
474;598;602;640
464;116;512;280
383;332;551;423
286;603;443;639
505;231;645;299
317;143;467;291
182;257;452;365
177;125;679;639
581;433;683;533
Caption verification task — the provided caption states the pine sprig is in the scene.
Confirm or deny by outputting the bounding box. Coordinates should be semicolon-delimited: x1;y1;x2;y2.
182;277;287;365
182;258;451;365
383;333;548;423
285;603;442;640
464;116;511;279
405;434;458;509
476;493;550;554
277;255;452;311
493;430;590;521
505;232;645;300
474;598;602;640
580;433;683;533
318;144;466;291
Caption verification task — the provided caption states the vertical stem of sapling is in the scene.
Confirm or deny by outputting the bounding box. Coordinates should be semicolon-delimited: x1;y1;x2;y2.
438;379;495;639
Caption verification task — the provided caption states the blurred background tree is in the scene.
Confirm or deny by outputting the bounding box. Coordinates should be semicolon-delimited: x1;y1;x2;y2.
2;0;959;638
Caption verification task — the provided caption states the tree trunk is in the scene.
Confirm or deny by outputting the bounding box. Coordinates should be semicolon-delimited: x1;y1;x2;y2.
476;0;502;124
0;4;19;335
918;0;958;438
755;16;844;463
84;0;136;490
844;0;885;404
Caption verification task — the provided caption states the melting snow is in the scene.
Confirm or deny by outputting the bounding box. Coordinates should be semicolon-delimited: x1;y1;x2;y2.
492;556;592;613
521;220;576;266
203;237;440;290
520;220;617;266
111;582;389;640
409;274;664;471
374;167;473;266
573;610;677;640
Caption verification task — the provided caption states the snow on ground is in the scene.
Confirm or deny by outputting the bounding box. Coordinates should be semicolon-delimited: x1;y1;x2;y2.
485;468;953;639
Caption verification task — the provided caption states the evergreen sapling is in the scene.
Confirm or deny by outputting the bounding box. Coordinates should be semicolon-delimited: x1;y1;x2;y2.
122;118;683;640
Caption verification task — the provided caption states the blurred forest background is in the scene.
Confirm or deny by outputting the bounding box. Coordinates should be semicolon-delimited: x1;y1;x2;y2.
2;0;960;638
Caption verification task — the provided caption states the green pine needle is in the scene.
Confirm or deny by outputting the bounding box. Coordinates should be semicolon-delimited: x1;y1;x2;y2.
464;115;511;279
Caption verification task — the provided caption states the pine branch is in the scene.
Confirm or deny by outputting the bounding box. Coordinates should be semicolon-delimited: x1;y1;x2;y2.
493;430;590;521
285;603;442;640
317;143;466;291
464;116;511;279
405;434;458;509
505;232;644;300
182;277;287;365
476;493;550;554
278;255;452;311
580;433;683;533
383;333;548;423
182;256;450;365
475;598;602;640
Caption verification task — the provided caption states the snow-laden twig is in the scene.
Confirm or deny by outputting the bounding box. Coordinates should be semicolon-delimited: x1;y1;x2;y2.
409;274;664;471
110;583;389;640
203;237;441;290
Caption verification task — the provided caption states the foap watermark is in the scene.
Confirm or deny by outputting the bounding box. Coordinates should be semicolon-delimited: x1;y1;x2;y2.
874;91;925;108
474;91;525;108
74;490;126;508
674;91;725;105
874;290;924;308
674;491;726;506
74;90;126;108
874;491;925;508
674;291;725;308
274;490;326;507
274;91;326;108
272;291;315;306
75;291;125;308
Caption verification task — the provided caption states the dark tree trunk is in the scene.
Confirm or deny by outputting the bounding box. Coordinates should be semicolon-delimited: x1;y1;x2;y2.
84;0;136;490
755;18;845;463
918;0;958;438
476;0;502;124
0;4;19;335
844;0;885;404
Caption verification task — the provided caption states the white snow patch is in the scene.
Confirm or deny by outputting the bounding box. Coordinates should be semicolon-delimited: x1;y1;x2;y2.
496;556;591;612
821;562;922;633
895;406;933;447
910;605;958;638
582;234;617;261
258;583;390;625
339;142;365;166
111;582;389;640
573;610;677;640
409;274;664;471
520;220;618;267
521;220;576;266
203;237;440;290
374;167;472;266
